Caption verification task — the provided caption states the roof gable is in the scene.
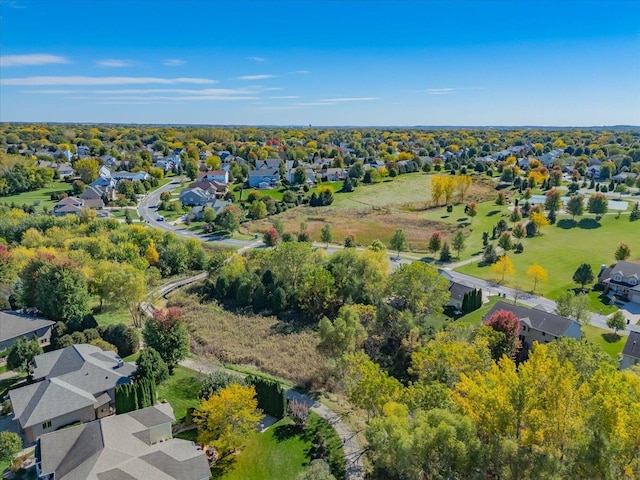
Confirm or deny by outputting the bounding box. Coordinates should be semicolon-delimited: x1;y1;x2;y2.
0;311;55;343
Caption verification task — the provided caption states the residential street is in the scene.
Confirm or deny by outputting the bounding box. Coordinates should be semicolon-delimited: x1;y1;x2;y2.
137;177;637;337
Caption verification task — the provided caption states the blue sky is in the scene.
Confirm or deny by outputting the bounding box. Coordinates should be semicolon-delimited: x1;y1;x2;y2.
0;0;639;126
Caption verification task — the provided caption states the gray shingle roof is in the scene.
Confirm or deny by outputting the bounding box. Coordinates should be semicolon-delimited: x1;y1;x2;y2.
38;404;210;480
10;345;136;428
10;377;97;428
622;331;640;360
0;311;55;343
483;301;578;337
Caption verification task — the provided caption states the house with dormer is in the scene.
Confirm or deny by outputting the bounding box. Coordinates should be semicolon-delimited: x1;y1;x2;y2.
9;344;136;443
598;261;640;305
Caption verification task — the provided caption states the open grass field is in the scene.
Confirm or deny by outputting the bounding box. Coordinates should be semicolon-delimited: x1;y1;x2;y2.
156;365;204;422
245;175;494;252
213;417;312;480
582;324;626;360
2;180;71;211
167;293;325;387
456;211;640;300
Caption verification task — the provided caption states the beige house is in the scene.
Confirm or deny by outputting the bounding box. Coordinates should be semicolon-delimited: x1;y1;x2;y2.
36;403;210;480
9;344;135;443
598;261;640;305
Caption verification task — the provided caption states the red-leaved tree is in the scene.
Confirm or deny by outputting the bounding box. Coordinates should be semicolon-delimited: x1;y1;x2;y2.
483;309;521;360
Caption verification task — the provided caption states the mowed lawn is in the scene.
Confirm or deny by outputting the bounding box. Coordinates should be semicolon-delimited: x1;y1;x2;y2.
457;212;640;300
245;175;493;252
156;365;204;422
331;174;432;210
2;180;71;211
582;324;626;359
214;418;312;480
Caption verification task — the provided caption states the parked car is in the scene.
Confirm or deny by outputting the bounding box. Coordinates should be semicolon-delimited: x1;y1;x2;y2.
157;215;165;221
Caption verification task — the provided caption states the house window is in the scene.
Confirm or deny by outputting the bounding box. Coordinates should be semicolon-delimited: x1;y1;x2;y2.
542;332;546;336
42;420;52;429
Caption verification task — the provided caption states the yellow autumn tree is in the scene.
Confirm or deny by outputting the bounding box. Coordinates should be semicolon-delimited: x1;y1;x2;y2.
491;256;515;283
455;175;473;202
530;212;550;233
193;383;263;457
526;264;548;292
145;244;160;266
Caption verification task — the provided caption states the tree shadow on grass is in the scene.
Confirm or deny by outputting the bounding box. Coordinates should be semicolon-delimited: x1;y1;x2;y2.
486;210;500;217
210;456;236;479
601;333;621;343
557;219;577;229
578;218;601;229
272;423;303;442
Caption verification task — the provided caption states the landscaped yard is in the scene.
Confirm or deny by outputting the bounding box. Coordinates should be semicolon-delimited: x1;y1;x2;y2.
213;417;312;480
156;365;204;422
455;296;501;326
2;180;71;211
456;211;640;300
582;324;626;360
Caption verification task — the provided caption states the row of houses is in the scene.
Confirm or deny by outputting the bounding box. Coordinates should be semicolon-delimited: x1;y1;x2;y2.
0;323;210;479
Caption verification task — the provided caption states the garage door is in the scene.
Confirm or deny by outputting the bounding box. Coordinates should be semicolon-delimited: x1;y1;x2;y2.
632;292;640;304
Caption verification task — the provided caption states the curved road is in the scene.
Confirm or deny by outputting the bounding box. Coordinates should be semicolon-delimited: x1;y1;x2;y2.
143;270;365;479
139;178;638;336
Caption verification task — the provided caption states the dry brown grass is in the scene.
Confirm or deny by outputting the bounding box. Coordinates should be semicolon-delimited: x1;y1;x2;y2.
245;179;494;252
167;293;327;386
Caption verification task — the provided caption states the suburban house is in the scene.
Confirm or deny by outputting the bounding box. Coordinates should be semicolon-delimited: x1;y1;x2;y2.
79;185;111;203
255;158;282;169
620;331;640;370
198;169;229;184
190;199;231;220
598;261;640;305
9;344;136;443
76;145;90;157
0;311;55;351
111;170;151;183
447;281;476;311
188;180;228;197
53;196;104;216
321;167;348;182
248;168;280;188
483;301;582;351
35;403;210;480
180;187;215;207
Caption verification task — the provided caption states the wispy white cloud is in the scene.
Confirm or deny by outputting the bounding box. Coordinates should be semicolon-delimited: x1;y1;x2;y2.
426;88;455;95
71;95;257;102
291;70;310;75
269;95;300;99
248;56;265;62
237;74;276;80
0;1;26;9
319;97;379;102
96;101;185;105
0;76;217;86
294;102;336;106
0;54;70;67
163;58;186;66
97;59;134;68
255;105;303;111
